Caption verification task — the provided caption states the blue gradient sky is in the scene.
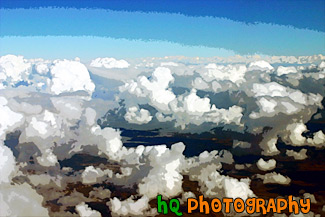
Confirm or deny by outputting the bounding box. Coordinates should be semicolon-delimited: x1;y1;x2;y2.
0;0;324;60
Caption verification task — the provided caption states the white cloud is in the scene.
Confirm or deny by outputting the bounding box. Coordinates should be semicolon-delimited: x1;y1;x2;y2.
109;196;155;217
257;97;277;113
286;149;308;160
138;143;185;199
0;144;16;183
35;63;49;74
248;60;274;72
285;122;307;146
0;97;24;139
24;110;62;140
190;164;255;200
257;172;291;185
184;89;212;113
199;63;247;84
259;137;280;156
223;177;254;200
36;148;58;167
76;202;101;217
0;55;31;85
256;158;276;171
50;60;95;95
0;183;49;217
81;166;105;184
90;57;130;69
120;67;176;111
124;106;152;124
90;126;123;160
252;82;290;98
307;130;325;148
276;66;298;76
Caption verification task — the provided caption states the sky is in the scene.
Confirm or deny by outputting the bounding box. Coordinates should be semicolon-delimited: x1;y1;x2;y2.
0;0;324;60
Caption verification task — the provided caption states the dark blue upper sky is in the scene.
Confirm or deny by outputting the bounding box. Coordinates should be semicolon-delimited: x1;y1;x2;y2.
2;0;324;32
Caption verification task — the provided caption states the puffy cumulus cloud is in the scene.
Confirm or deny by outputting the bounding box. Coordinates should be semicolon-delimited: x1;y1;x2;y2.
138;143;185;199
17;108;64;166
36;148;58;167
197;63;247;84
0;143;16;183
0;183;49;217
0;55;96;96
119;66;244;130
0;133;49;216
35;62;49;75
247;82;322;128
256;172;291;185
189;164;255;200
14;98;122;163
0;97;24;139
251;82;319;105
282;122;325;148
276;66;298;76
50;60;95;95
88;126;124;160
248;60;274;72
109;196;156;217
113;56;324;138
0;92;123;166
285;122;307;146
24;110;63;140
249;97;310;119
75;202;101;217
81;166;113;184
286;149;308;160
114;57;325;138
249;97;278;118
90;57;130;69
319;61;325;69
307;130;325;147
223;177;254;200
256;158;276;171
51;104;126;161
170;89;243;129
0;55;31;86
260;137;280;156
183;89;212;113
251;81;287;97
124;106;152;124
120;66;176;111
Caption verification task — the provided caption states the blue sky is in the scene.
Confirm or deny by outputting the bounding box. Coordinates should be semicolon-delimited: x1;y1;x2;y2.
0;0;324;60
